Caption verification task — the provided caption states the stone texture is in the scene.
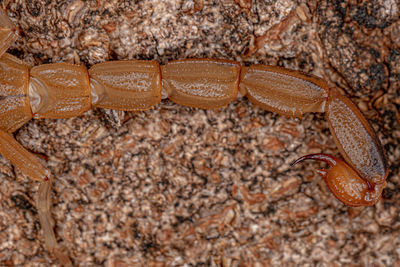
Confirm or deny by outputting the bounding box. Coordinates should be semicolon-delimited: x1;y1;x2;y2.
0;0;399;266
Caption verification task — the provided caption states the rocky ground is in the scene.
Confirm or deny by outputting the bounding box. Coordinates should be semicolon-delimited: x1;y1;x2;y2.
0;0;399;266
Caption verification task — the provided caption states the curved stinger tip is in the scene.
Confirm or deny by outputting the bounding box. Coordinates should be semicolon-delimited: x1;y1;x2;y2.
291;153;382;206
291;153;337;167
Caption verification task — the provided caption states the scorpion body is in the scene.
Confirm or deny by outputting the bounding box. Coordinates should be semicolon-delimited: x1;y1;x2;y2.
0;4;390;266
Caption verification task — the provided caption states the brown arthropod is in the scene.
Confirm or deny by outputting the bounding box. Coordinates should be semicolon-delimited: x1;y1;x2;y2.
0;8;388;266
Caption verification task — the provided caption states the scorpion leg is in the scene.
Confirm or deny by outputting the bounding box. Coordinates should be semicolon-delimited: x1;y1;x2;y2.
0;129;49;181
0;129;72;264
37;175;73;266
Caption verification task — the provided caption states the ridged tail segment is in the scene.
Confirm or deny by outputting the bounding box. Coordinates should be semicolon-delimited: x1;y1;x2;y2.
0;54;32;133
89;60;162;111
29;63;92;119
240;65;328;118
161;59;240;109
325;88;388;185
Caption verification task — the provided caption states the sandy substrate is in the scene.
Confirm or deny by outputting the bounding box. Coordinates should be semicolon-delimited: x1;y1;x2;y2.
0;1;399;266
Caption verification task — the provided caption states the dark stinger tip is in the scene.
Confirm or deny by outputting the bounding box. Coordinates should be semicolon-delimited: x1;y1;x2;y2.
291;153;338;167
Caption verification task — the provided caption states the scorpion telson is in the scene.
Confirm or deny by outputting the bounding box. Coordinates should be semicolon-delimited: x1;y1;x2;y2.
0;7;388;266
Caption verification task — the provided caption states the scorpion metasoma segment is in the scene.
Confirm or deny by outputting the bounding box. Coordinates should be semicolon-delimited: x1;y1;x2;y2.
0;9;388;266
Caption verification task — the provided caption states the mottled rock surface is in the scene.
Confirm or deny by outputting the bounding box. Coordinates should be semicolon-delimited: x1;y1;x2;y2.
0;0;399;266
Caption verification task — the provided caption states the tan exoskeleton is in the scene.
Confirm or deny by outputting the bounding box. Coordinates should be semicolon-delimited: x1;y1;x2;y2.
0;8;388;266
